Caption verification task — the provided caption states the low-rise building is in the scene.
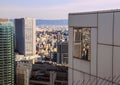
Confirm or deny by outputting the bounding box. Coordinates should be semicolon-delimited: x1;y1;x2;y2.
16;61;32;85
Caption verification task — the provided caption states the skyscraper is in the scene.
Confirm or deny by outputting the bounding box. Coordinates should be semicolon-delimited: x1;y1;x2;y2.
15;18;36;55
0;22;14;85
68;9;120;85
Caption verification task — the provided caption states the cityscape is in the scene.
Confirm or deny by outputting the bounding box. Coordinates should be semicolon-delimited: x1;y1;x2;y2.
1;0;120;85
0;18;69;85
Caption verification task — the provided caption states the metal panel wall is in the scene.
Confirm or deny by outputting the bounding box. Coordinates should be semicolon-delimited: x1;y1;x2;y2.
91;28;97;75
73;70;84;85
68;27;73;68
113;12;120;84
73;58;90;73
68;10;120;85
98;13;113;44
113;47;120;83
68;68;73;85
114;12;120;46
98;45;112;80
69;14;97;27
68;27;74;85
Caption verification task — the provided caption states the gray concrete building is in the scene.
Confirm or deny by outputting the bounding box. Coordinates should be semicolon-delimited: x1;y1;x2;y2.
15;18;36;55
16;61;32;85
68;9;120;85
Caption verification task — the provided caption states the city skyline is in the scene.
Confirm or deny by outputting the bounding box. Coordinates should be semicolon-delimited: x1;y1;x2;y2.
0;0;120;19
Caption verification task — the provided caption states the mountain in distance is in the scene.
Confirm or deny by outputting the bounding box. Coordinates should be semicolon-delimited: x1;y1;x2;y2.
36;19;68;26
9;19;68;26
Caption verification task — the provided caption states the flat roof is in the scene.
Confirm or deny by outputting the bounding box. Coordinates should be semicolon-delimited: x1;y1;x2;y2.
69;9;120;15
15;17;35;20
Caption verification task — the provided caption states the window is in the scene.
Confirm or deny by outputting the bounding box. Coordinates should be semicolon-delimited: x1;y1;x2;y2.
73;28;91;61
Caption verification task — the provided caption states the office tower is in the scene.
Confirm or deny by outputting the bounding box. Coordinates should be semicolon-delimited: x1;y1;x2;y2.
0;22;14;85
69;9;120;85
15;18;36;55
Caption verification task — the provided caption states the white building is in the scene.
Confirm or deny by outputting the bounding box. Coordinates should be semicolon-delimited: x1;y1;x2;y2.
15;18;36;55
68;9;120;85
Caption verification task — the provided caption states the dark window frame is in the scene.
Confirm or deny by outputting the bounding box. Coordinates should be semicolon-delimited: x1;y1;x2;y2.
73;27;91;61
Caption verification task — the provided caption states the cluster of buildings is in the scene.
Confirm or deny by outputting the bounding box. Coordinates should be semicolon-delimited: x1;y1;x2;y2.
36;25;68;32
0;18;38;85
0;17;68;85
36;26;68;63
1;9;120;85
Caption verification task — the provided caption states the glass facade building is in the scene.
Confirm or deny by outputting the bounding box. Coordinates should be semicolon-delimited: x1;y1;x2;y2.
0;22;14;85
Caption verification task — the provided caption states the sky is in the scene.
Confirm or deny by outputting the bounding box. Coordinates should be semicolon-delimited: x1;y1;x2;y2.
0;0;120;19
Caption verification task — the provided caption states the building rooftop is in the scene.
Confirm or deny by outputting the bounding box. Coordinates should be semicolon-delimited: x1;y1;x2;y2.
69;9;120;15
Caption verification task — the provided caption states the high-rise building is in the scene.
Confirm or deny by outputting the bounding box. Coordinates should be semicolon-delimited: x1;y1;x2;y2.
0;22;14;85
15;18;36;55
69;9;120;85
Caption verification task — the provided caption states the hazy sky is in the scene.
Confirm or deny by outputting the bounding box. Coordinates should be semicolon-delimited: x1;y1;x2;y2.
0;0;120;19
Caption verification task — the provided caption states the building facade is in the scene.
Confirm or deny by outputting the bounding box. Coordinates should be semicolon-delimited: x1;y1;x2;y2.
68;9;120;85
16;61;32;85
57;41;68;64
0;22;14;85
15;18;36;55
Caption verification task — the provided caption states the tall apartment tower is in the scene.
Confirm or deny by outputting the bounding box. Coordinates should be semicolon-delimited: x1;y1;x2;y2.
15;18;36;55
0;22;14;85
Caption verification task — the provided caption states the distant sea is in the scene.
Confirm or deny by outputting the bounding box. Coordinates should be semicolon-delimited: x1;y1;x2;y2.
9;19;68;26
36;19;68;26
